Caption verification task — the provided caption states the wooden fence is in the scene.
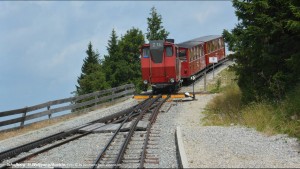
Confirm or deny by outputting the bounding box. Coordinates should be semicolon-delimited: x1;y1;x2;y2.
0;84;135;131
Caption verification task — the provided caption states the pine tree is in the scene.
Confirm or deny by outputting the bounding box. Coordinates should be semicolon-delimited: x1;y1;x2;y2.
103;29;120;87
223;0;300;102
146;7;169;41
81;42;98;73
76;42;108;95
116;28;145;88
106;29;119;61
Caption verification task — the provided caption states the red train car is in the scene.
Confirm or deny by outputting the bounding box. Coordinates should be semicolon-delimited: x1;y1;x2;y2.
178;35;226;80
141;40;182;93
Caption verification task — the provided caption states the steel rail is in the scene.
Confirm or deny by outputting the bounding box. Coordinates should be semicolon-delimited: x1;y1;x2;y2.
1;133;90;169
0;130;77;163
91;111;135;169
91;96;153;169
139;95;170;168
113;95;163;168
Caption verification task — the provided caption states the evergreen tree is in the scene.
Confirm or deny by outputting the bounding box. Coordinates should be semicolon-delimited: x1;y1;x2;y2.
103;29;120;87
116;28;145;88
223;0;300;102
106;29;119;60
102;28;144;88
146;7;169;41
76;42;108;95
80;42;99;75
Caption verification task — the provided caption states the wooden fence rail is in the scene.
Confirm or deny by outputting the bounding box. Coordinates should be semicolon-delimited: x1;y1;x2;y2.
0;84;135;131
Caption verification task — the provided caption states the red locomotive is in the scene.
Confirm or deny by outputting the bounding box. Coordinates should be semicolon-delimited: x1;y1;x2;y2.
140;35;226;93
141;39;182;93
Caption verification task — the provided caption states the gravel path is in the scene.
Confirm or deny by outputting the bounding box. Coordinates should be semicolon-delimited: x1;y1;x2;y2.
176;84;300;167
180;126;300;168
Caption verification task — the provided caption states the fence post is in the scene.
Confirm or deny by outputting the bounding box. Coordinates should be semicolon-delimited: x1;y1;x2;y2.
111;90;115;101
47;106;52;119
20;107;28;128
95;95;98;106
124;85;128;97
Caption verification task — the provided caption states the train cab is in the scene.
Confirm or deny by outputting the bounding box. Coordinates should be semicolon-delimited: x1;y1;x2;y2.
141;39;182;93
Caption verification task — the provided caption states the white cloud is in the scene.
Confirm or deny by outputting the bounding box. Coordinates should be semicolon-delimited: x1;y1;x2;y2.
195;8;218;24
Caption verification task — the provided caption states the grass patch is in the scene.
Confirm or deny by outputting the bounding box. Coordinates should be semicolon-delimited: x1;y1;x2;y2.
207;67;237;93
202;68;300;139
203;83;242;125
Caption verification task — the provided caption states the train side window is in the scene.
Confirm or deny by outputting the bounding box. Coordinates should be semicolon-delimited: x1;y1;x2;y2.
143;48;150;58
179;49;187;61
166;46;173;57
200;47;202;57
190;48;193;58
221;39;224;47
206;44;208;53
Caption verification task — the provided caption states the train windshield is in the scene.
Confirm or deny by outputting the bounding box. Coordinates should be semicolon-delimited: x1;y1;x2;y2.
166;46;173;57
143;48;150;58
150;40;164;63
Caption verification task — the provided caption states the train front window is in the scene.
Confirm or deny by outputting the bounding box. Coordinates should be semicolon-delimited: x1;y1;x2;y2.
143;48;150;58
166;46;173;57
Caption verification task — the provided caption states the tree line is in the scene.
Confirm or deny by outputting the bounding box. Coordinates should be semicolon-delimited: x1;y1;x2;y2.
75;7;169;96
223;0;300;103
76;1;300;105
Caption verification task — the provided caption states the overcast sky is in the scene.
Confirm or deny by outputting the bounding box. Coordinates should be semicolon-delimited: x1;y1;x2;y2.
0;1;237;111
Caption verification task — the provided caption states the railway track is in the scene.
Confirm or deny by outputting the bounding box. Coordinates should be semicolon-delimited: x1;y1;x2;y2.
91;94;168;168
0;95;169;169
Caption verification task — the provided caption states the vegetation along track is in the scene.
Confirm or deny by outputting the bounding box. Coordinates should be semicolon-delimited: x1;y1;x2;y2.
0;95;169;168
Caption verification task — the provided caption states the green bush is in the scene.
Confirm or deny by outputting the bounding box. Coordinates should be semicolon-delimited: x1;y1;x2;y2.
203;69;300;139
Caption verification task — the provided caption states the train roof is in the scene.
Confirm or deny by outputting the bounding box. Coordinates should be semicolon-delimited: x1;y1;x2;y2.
177;35;222;48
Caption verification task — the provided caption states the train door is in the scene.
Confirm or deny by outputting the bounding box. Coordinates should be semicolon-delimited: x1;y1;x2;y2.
175;47;181;81
179;48;189;78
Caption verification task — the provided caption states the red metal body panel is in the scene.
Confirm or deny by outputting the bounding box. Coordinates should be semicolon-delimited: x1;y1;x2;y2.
141;42;181;88
179;36;226;79
180;44;206;78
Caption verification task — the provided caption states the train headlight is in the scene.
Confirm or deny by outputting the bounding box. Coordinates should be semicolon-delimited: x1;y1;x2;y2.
170;78;175;83
143;80;148;85
190;75;196;81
